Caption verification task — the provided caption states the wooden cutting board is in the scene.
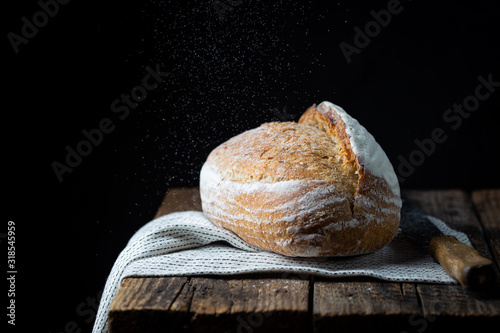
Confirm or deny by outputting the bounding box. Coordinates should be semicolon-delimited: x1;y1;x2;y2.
108;189;500;332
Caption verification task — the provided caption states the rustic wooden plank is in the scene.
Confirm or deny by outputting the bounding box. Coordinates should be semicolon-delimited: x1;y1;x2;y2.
170;276;310;333
416;283;500;316
403;189;500;321
109;277;189;311
187;277;309;315
313;280;421;333
108;277;190;333
415;283;500;331
314;281;419;316
154;187;202;218
109;275;310;333
472;189;500;270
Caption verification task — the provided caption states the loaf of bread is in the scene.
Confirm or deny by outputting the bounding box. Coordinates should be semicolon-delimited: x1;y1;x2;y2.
199;101;401;257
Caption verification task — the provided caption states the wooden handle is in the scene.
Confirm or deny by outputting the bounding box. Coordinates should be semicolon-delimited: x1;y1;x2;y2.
429;235;495;289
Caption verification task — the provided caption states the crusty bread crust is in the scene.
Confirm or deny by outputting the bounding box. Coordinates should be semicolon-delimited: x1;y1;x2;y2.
200;102;401;257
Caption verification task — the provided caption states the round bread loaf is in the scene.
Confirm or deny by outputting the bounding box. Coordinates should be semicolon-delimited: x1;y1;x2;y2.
200;101;401;257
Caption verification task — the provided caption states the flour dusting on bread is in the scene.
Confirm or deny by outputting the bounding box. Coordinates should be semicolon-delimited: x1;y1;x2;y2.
317;101;399;197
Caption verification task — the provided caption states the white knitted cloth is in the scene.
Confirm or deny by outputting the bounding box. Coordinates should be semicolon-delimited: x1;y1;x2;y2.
92;211;470;333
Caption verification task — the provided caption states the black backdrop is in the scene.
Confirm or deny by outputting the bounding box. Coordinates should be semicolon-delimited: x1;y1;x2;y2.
5;0;500;332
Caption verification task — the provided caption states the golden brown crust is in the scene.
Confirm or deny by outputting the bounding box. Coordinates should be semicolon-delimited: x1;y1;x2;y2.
206;121;359;201
200;103;401;257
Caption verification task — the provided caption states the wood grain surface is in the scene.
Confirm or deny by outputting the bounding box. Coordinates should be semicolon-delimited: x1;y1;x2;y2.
108;188;500;333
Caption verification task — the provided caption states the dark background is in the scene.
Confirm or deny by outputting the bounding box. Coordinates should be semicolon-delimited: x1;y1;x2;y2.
4;0;500;332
